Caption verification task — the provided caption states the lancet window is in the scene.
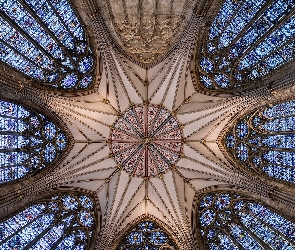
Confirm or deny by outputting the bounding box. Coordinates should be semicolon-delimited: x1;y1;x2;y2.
196;191;295;249
0;192;96;249
117;220;177;249
0;99;67;184
0;0;95;90
225;99;295;184
197;0;295;92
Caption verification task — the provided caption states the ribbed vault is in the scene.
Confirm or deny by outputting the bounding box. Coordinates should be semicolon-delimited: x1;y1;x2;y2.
1;0;295;249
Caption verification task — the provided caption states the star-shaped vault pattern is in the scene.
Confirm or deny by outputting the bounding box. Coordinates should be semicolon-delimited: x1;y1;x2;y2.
32;43;245;249
1;0;295;249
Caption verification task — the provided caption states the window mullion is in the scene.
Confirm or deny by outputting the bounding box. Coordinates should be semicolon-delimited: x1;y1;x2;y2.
18;0;70;57
0;9;55;62
1;207;48;245
224;1;272;51
45;0;76;37
213;224;245;249
22;205;70;249
48;211;78;249
211;0;246;41
235;7;295;66
234;211;273;250
0;38;44;72
247;205;295;245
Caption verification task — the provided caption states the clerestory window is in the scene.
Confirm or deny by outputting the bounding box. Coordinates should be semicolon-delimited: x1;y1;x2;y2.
196;191;295;249
196;0;295;92
0;98;67;184
0;0;95;90
0;192;96;249
225;99;295;185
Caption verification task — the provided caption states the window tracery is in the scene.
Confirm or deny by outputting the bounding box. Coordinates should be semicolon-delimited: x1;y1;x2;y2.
117;220;177;249
196;191;295;249
0;0;95;90
224;99;295;185
0;192;96;249
196;0;295;92
0;98;67;184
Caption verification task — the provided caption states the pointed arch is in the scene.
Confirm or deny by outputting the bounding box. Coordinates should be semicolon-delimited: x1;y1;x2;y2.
222;98;295;186
0;191;99;249
116;219;178;250
0;0;98;91
193;0;295;94
0;97;70;184
192;189;295;249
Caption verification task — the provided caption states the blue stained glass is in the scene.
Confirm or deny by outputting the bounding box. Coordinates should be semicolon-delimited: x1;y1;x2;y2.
214;194;230;209
229;223;263;249
198;192;295;249
200;75;213;88
200;209;215;226
79;195;93;209
200;57;214;73
214;74;229;88
61;73;78;89
56;234;76;249
0;99;67;184
200;194;214;208
79;210;94;227
199;0;295;91
0;193;96;249
0;0;95;90
2;214;54;249
225;99;295;184
79;75;93;89
226;134;235;148
78;57;94;73
236;143;248;161
149;232;167;244
127;232;143;245
62;194;79;210
118;220;177;249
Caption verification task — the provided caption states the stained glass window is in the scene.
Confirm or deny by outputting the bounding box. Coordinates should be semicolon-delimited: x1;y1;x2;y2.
197;0;295;91
225;99;295;184
0;99;67;184
117;220;177;249
197;191;295;249
0;193;96;249
0;0;95;90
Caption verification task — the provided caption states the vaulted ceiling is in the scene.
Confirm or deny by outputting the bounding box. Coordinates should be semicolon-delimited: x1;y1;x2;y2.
1;0;295;249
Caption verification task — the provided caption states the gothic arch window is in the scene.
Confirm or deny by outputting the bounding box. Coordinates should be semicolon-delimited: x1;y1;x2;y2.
195;191;295;249
0;0;95;90
0;192;96;249
0;98;68;184
195;0;295;92
224;98;295;185
117;220;177;249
